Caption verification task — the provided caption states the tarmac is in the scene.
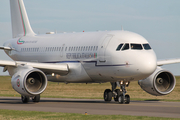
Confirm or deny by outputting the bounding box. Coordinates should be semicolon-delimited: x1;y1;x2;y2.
0;97;180;118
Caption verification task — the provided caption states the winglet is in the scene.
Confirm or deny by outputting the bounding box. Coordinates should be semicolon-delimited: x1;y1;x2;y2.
10;0;36;38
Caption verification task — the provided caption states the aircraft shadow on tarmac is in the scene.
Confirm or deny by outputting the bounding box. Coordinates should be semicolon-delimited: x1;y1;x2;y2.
0;97;112;104
0;97;161;105
0;98;23;104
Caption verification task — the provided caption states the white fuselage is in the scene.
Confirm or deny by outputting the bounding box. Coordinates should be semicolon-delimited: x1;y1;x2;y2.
3;30;157;83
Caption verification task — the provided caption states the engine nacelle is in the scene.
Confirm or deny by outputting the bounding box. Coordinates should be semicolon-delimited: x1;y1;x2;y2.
138;67;176;96
11;65;47;96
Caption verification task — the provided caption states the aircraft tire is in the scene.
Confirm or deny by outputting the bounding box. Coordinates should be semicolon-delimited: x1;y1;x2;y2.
118;94;124;104
32;94;40;103
21;95;30;103
104;89;112;102
114;89;121;101
125;94;130;104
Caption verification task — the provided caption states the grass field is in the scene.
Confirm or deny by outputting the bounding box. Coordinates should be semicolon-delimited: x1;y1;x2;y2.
0;109;179;120
0;76;180;101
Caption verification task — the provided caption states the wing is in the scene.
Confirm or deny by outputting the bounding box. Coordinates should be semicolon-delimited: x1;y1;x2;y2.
0;46;15;51
0;60;69;75
157;58;180;66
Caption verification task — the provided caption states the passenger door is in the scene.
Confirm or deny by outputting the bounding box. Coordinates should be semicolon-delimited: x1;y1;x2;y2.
98;35;113;62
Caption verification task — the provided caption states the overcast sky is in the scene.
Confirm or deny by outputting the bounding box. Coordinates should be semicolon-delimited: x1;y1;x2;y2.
0;0;180;75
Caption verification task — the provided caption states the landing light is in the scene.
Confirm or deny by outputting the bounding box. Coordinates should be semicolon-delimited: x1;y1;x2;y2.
52;73;55;76
120;81;123;85
126;82;129;85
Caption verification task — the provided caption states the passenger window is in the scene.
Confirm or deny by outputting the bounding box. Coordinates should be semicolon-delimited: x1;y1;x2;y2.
122;44;129;51
116;44;123;51
88;46;90;51
131;44;143;50
93;46;95;51
96;46;98;51
143;44;151;50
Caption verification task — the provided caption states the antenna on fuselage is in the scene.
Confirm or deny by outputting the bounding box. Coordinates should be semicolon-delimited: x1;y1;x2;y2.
121;26;124;31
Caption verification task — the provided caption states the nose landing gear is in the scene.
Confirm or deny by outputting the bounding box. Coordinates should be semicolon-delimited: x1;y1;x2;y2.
117;84;130;104
103;81;130;104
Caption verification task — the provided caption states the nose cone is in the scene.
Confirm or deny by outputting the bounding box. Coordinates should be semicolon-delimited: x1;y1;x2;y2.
138;51;157;77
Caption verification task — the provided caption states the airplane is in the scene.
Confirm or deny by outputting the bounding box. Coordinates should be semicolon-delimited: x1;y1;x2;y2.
0;0;180;104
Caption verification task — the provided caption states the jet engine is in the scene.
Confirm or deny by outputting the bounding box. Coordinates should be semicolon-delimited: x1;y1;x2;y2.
11;65;47;96
138;67;176;96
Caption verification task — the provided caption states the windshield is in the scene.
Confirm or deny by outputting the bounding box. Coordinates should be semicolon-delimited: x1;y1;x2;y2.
116;44;123;51
131;44;143;50
143;44;151;50
117;43;152;51
122;43;129;51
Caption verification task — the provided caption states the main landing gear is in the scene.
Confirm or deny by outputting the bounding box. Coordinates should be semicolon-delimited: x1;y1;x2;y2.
21;94;40;103
104;81;130;104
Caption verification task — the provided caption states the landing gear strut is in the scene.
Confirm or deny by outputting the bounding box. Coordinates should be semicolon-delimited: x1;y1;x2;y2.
103;81;130;104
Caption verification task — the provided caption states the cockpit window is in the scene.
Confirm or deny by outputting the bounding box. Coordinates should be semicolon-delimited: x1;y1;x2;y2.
131;44;143;50
143;44;151;50
116;44;123;51
122;43;129;51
